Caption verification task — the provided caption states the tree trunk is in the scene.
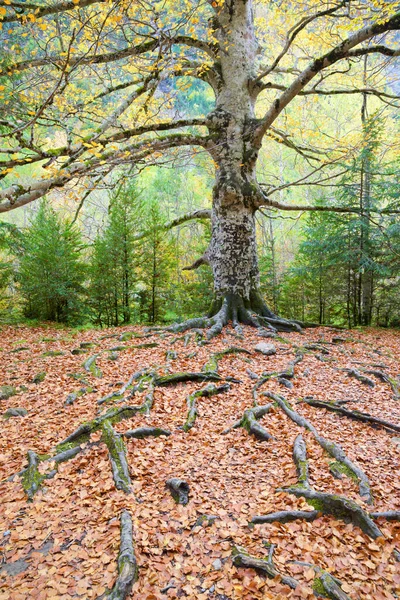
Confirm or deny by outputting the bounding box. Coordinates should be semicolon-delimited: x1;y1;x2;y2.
203;0;277;326
175;0;300;333
360;73;373;326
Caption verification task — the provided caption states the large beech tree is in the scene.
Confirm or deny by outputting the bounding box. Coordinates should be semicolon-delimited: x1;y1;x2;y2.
0;0;399;334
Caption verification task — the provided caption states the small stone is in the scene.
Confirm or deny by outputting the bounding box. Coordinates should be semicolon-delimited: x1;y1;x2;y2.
3;407;27;419
390;437;400;447
212;559;222;571
108;352;119;361
255;342;276;356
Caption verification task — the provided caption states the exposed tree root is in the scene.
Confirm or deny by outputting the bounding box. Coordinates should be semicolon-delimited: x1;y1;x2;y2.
21;451;46;502
165;349;178;363
202;346;252;373
289;562;352;600
101;420;131;493
313;570;351;600
3;407;27;419
7;446;83;499
293;434;309;487
98;510;138;600
183;383;230;432
154;372;222;386
231;544;298;589
361;368;400;400
369;511;400;521
341;368;375;387
123;427;171;439
268;392;373;504
252;351;303;402
251;510;319;524
222;404;273;440
151;294;301;339
166;478;189;505
303;343;330;355
97;371;142;406
278;486;382;539
83;354;103;378
56;405;144;453
303;398;400;433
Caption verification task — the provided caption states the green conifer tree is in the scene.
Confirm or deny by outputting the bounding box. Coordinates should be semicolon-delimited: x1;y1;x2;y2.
18;200;85;323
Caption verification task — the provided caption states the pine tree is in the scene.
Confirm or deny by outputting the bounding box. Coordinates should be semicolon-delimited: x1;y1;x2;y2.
138;200;177;324
18;201;85;323
87;182;141;326
0;222;21;315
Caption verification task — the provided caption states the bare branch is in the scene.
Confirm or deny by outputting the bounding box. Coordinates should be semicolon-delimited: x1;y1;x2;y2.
256;1;349;80
0;0;105;23
165;209;211;229
257;197;400;215
182;255;209;271
256;11;400;139
1;34;217;79
1;40;159;78
133;210;211;241
259;82;400;102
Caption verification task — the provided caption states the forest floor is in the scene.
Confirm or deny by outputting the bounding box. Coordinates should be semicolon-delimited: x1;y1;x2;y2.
0;323;399;600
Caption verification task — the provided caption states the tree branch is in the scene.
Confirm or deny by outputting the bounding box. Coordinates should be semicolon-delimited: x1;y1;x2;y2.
259;82;400;102
0;135;210;213
182;255;209;271
257;197;400;215
165;209;211;229
1;34;217;78
256;0;349;80
133;210;211;241
0;0;105;23
256;11;400;139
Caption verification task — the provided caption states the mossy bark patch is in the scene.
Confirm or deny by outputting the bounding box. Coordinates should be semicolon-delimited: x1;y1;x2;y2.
32;372;46;384
0;385;17;400
83;354;102;378
101;420;131;493
281;486;382;539
166;478;189;505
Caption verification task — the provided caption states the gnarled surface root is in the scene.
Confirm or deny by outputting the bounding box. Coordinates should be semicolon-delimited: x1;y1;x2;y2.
155;293;301;339
183;383;230;432
98;510;138;600
279;486;382;539
268;392;373;504
223;404;273;440
232;544;298;590
101;420;131;493
303;398;400;433
166;478;189;505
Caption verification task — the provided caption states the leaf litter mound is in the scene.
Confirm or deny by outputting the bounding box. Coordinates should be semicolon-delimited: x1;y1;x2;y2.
0;324;399;600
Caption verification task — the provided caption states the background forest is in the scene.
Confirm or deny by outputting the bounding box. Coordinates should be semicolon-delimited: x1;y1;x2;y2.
1;108;399;329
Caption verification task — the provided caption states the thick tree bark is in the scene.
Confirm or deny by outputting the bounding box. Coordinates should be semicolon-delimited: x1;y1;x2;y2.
200;0;292;330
